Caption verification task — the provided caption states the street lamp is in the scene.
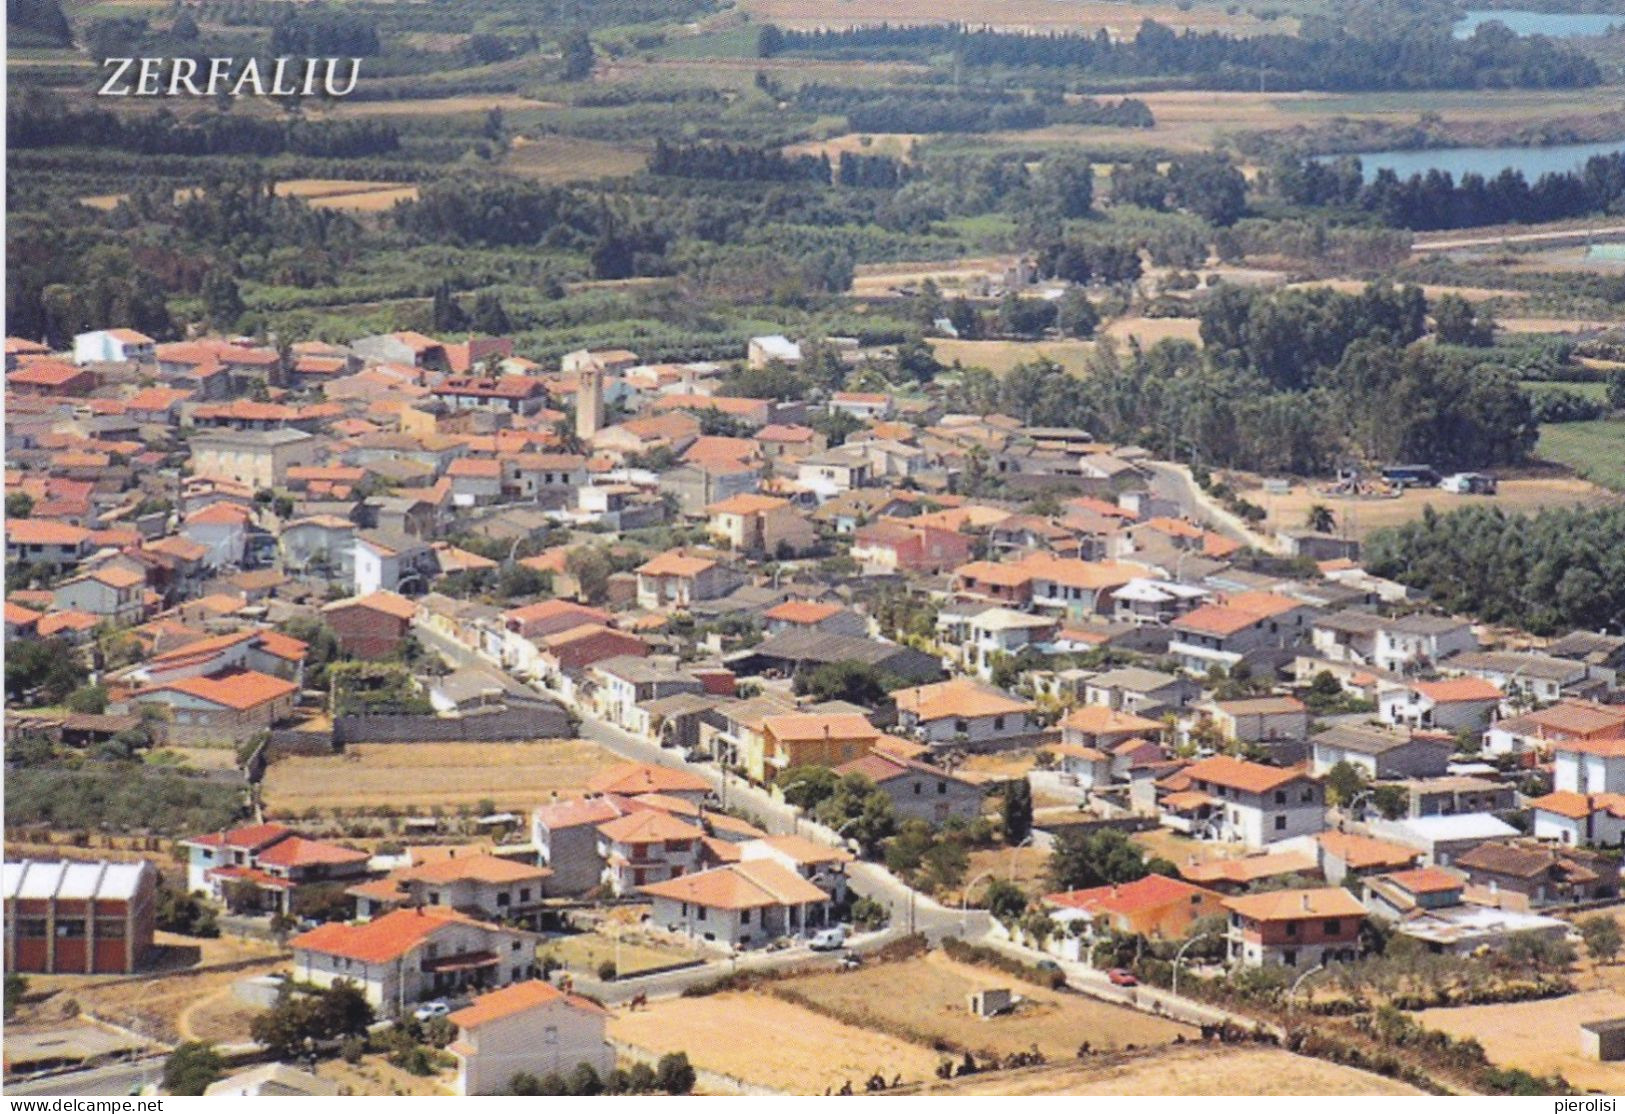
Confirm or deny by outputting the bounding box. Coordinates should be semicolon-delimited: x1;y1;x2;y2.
1289;963;1326;1003
1172;930;1217;999
1008;833;1034;880
961;869;994;932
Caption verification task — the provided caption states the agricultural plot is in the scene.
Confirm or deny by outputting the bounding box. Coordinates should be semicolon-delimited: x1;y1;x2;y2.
261;740;623;815
1417;989;1625;1094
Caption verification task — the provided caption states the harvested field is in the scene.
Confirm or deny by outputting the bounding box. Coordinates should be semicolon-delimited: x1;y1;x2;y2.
851;256;1013;298
785;133;921;163
1418;988;1625;1093
506;134;648;182
1242;474;1618;541
261;740;623;815
178;986;265;1044
1133;827;1247;867
929;337;1097;377
319;94;561;118
1101;315;1203;347
308;186;419;212
314;1053;455;1096
777;951;1194;1060
963;843;1052;902
608;991;943;1094
1497;316;1620;334
79;178;416;213
736;0;1282;35
908;1043;1426;1095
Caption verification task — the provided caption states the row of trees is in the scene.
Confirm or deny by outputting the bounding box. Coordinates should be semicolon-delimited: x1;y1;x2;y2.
8;95;400;159
762;19;1601;91
1274;152;1625;231
792;83;1152;134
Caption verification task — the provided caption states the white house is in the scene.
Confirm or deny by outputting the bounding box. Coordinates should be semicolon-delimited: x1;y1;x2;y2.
1527;791;1625;848
935;606;1056;681
892;677;1038;747
1310;724;1453;780
73;328;154;366
1163;755;1324;850
1372;615;1476;674
448;981;612;1096
1553;737;1625;794
1378;677;1502;733
640;859;832;949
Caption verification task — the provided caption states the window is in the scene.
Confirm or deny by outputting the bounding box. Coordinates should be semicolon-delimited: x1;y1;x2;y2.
426;943;439;959
496;892;511;907
1282;948;1298;967
740;909;751;925
1274;790;1286;804
697;907;707;921
1274;815;1287;831
1301;788;1315;802
1323;919;1341;935
511;939;522;952
428;893;440;905
994;716;1005;731
519;888;531;903
56;921;85;938
1285;922;1298;937
95;918;126;939
913;782;922;796
937;781;947;795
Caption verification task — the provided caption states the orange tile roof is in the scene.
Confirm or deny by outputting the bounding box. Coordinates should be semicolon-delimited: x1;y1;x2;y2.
7;520;91;546
1016;553;1146;591
1528;790;1625;821
398;853;552;886
639;859;828;910
448;980;606;1029
1313;831;1419;871
1223;886;1365;923
1412;677;1503;703
291;906;493;964
185;503;253;526
586;762;709;798
256;836;370;870
636;551;717;578
1379;867;1464;895
1182;755;1306;795
893;677;1033;722
706;493;787;516
5;601;44;625
953;560;1034;589
325;590;417;621
139;669;297;711
762;599;843;625
596;808;702;844
37;610;99;635
1061;706;1166;736
1045;873;1217;916
1052;743;1111;763
762;712;878;744
150;629;255;663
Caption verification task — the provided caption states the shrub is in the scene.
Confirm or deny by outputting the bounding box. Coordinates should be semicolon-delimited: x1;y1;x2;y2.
656;1051;696;1095
162;1042;222;1096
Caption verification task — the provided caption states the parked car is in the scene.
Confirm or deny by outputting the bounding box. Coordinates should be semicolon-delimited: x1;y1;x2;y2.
1034;959;1061;973
809;925;848;951
1107;968;1138;987
414;1001;451;1022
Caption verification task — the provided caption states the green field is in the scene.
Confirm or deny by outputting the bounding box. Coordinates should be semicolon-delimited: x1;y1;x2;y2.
1536;420;1625;491
1523;380;1611;400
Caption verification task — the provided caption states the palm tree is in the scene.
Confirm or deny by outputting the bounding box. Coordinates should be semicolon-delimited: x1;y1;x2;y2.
1305;504;1336;534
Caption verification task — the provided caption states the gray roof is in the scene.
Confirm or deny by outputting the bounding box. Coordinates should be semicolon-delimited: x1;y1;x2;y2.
1086;667;1185;694
591;655;696;686
1444;651;1584;683
1546;630;1625;662
729;628;941;681
1314;610;1385;634
1312;724;1449;756
192;428;313;448
3;859;154;901
1382;614;1470;636
639;691;721;718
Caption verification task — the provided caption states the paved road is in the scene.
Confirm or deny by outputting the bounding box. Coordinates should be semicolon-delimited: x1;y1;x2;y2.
413;619;988;944
7;1057;163;1097
1413;222;1625;253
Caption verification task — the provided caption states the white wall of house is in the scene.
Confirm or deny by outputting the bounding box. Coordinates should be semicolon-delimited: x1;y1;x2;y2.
455;999;612;1096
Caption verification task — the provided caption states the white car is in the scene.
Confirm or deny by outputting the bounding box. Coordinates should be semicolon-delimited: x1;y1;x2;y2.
808;926;848;951
414;1001;451;1022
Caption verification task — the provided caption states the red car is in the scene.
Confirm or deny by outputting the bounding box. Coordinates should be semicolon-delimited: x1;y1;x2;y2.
1106;968;1138;987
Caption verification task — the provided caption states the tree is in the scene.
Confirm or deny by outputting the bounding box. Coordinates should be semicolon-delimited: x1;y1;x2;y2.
794;660;894;706
5;638;88;705
1002;779;1033;844
470;292;512;335
4;973;26;1020
6;491;33;519
1607;368;1625;411
1046;828;1155;891
777;765;840;811
163;1042;223;1096
984;878;1028;920
568;1063;603;1096
430;280;468;332
1432;293;1495;347
1305;504;1336;534
1040;152;1094;218
66;684;108;714
200;268;245;330
1055;290;1099;338
1323;760;1366;808
560;29;595;81
565;546;613;605
1579;914;1621;965
656;1051;696;1095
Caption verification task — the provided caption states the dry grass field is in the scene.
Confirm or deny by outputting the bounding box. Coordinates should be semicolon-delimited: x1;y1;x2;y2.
608;991;944;1093
850;256;1013;298
1418;988;1625;1093
963;844;1052;901
785;133;921;163
319;94;561;118
315;1054;455;1096
908;1043;1427;1095
929;337;1098;377
19;933;285;1042
1241;474;1619;541
80;178;417;213
540;929;699;977
261;740;622;815
778;951;1194;1060
736;0;1285;35
1102;315;1204;347
505;134;649;183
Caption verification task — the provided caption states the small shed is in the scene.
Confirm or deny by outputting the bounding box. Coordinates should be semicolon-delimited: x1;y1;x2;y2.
1579;1017;1625;1062
966;987;1015;1018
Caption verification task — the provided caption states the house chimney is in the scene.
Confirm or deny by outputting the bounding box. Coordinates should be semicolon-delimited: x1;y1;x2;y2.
1301;893;1310;911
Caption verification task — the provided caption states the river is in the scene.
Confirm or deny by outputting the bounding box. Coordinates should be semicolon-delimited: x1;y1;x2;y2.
1454;9;1624;38
1322;139;1625;182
